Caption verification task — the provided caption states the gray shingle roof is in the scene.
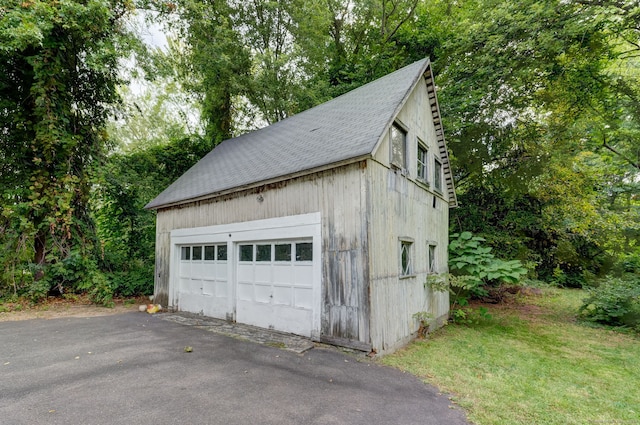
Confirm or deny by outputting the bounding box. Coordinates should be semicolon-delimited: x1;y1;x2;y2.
146;58;456;209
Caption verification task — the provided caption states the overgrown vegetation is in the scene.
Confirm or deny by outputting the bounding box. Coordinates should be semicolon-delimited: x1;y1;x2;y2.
579;276;640;330
426;232;527;323
383;288;640;425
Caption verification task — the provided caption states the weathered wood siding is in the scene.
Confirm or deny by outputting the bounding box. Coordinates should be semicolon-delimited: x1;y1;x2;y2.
368;76;450;354
154;162;370;346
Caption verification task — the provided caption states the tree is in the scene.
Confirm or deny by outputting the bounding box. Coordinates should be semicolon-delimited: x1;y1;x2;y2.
93;134;210;296
154;0;430;138
436;0;640;283
0;0;136;295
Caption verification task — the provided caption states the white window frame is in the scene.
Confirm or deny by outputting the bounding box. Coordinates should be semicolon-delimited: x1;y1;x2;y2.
399;237;414;278
428;243;437;274
434;157;443;192
417;140;429;183
390;122;407;170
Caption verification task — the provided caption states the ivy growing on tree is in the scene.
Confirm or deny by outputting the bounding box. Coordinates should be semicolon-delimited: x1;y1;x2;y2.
0;0;137;296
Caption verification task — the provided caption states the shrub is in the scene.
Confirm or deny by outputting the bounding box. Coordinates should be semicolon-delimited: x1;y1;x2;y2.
449;232;528;289
578;276;640;328
83;270;114;307
425;273;492;325
426;232;528;324
108;260;153;297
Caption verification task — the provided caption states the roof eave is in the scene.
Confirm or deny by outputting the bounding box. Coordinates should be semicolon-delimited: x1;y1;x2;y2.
145;154;372;211
424;68;458;208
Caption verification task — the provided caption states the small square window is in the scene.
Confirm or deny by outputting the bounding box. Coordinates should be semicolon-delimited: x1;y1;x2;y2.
428;244;437;273
256;244;272;262
275;244;292;261
434;158;442;192
295;243;313;261
390;123;407;169
400;241;413;276
192;246;202;261
417;142;428;182
217;245;227;261
239;245;253;262
181;246;191;261
204;246;215;261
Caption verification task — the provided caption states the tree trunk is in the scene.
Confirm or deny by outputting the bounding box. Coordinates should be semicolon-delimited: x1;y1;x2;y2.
34;230;46;280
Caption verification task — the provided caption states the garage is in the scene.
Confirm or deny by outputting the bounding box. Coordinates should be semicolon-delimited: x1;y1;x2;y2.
169;213;322;339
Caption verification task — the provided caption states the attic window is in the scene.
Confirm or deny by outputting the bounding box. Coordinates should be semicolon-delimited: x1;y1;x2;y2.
390;123;407;169
417;140;428;182
434;157;443;192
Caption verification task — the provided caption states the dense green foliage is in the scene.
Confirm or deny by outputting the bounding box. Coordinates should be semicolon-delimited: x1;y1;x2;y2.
93;135;210;296
449;232;528;288
579;276;640;329
0;0;136;300
427;232;527;323
439;0;640;286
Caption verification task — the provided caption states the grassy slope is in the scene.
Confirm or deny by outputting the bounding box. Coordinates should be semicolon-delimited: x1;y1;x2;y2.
382;288;640;425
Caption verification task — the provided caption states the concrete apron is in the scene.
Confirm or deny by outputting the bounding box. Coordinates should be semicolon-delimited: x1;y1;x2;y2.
160;312;316;354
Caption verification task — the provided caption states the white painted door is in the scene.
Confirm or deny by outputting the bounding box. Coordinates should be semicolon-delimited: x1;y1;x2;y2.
178;244;229;319
236;241;314;337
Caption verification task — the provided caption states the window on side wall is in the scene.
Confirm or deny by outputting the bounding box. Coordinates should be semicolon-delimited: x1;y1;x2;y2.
428;244;437;274
434;157;443;192
417;140;428;183
390;122;407;169
400;239;413;277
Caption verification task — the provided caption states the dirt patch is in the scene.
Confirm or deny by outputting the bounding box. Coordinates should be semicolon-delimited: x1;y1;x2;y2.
0;295;150;322
470;288;576;325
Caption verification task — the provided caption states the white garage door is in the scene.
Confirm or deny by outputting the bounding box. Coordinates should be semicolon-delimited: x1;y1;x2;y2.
170;213;321;339
178;244;229;319
236;241;314;337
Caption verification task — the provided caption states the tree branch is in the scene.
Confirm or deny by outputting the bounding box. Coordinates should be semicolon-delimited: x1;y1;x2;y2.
602;133;640;170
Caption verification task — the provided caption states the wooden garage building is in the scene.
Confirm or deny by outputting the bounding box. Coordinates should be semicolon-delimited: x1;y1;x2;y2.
146;58;457;354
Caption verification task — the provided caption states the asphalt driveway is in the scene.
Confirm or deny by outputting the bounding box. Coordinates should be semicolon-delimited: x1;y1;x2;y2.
0;312;470;425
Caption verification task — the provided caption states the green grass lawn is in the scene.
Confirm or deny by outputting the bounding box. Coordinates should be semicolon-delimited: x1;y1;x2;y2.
381;288;640;425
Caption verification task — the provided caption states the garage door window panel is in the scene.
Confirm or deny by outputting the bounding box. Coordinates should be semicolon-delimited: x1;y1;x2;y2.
275;244;292;261
257;244;272;261
239;245;253;262
181;246;191;261
296;243;313;261
217;245;227;261
204;246;215;261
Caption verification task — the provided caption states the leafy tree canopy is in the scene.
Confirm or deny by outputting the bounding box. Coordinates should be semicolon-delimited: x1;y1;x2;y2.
0;0;138;295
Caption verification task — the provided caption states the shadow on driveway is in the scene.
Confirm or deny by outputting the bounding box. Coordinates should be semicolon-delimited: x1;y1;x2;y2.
0;312;470;425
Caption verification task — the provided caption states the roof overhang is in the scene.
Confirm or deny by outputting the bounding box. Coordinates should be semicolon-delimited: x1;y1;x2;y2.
146;155;371;211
